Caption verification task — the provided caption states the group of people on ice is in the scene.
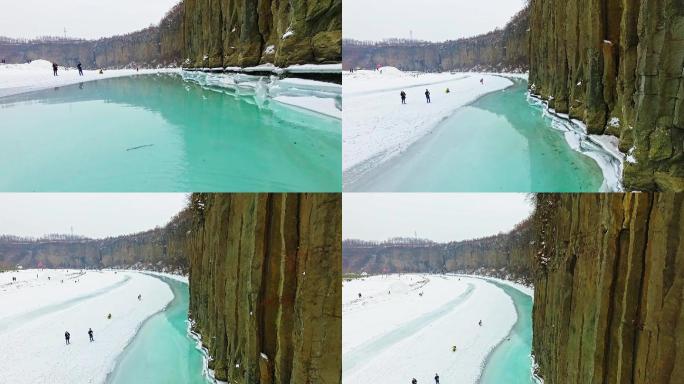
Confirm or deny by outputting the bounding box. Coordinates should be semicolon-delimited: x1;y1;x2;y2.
50;62;116;77
63;293;142;345
64;328;94;345
408;319;486;382
411;373;441;383
399;89;432;104
399;78;486;104
51;62;84;76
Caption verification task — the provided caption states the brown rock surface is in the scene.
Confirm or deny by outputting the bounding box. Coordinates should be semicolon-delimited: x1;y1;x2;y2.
182;0;342;68
529;0;684;191
187;193;341;384
531;193;684;384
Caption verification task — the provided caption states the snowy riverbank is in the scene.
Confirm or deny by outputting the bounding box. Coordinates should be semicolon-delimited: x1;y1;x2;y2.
527;94;625;191
343;67;513;177
0;269;173;384
180;70;342;119
343;274;516;384
0;60;179;98
0;60;341;120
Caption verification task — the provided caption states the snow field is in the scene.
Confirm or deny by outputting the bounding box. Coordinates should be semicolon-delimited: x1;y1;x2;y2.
0;269;173;384
343;67;513;173
0;60;179;98
343;274;517;384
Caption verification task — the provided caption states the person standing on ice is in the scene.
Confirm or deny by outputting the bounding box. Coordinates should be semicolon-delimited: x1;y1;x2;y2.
400;91;407;104
480;78;484;85
52;63;58;76
412;379;418;384
88;328;94;342
434;373;440;383
77;62;83;76
425;89;431;103
479;320;482;326
64;331;71;345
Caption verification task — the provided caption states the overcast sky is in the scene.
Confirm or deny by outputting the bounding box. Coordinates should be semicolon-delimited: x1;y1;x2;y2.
344;0;528;42
0;0;180;40
0;194;188;239
343;194;533;243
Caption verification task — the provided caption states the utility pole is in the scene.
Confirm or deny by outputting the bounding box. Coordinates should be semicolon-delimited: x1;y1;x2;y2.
64;28;67;39
410;30;413;41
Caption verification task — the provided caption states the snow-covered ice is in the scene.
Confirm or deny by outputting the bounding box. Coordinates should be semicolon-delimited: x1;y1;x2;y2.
529;94;625;191
0;269;173;384
181;71;341;119
343;67;513;172
343;274;516;384
0;60;341;120
284;63;342;74
0;60;179;98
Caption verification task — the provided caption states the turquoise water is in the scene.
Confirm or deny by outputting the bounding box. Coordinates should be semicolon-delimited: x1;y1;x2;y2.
480;279;536;384
107;276;208;384
0;74;340;192
346;79;603;192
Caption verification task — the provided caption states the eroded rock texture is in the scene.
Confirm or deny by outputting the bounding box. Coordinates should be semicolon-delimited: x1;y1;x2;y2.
343;220;533;283
342;7;529;72
187;193;341;384
532;193;684;384
182;0;341;68
0;4;183;69
529;0;684;191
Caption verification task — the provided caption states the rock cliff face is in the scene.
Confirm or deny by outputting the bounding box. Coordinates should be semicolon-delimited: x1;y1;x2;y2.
187;193;341;384
343;220;533;283
528;1;684;191
342;7;529;72
0;208;191;272
531;193;684;384
183;0;342;68
0;4;183;69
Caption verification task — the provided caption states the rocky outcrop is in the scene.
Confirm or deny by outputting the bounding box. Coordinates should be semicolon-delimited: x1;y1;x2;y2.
182;0;341;68
532;193;684;384
342;6;529;72
0;208;192;272
0;4;183;69
343;219;533;283
187;193;341;384
528;1;684;191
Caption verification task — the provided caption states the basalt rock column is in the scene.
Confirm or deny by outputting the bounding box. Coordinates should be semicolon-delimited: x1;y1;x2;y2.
532;193;684;383
182;0;342;68
528;1;684;191
187;193;341;384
